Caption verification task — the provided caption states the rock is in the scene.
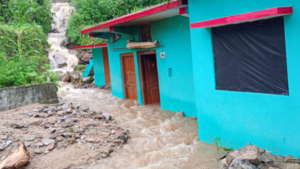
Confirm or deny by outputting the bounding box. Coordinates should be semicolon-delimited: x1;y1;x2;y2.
57;111;66;116
102;114;112;120
61;73;70;82
32;109;40;112
56;136;63;142
47;143;56;151
67;138;76;144
0;136;8;140
60;37;70;48
259;148;266;153
261;154;273;163
102;154;108;158
63;133;72;138
229;159;257;169
39;107;44;112
35;135;43;139
72;109;80;115
25;142;31;147
56;106;63;111
80;135;86;140
11;123;25;129
30;119;41;126
117;134;128;143
280;163;300;169
284;154;299;163
34;149;42;154
80;105;89;111
51;109;57;113
78;51;92;65
25;137;35;141
0;141;12;151
49;127;56;134
43;139;55;146
35;142;44;147
0;142;30;168
226;145;261;166
85;138;94;143
62;119;74;128
75;128;85;134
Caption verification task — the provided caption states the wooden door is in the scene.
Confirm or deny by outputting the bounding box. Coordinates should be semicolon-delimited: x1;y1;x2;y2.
121;53;138;100
102;47;111;84
141;54;160;104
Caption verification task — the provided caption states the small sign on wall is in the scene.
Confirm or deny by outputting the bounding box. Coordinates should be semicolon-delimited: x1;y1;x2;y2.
160;52;165;58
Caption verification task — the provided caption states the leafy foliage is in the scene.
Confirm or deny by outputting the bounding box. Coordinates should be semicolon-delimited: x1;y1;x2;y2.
67;0;167;46
214;137;234;152
74;65;86;72
0;0;52;34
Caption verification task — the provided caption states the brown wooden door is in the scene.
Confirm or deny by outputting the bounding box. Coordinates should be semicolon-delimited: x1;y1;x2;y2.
141;54;160;104
121;53;138;100
102;47;111;84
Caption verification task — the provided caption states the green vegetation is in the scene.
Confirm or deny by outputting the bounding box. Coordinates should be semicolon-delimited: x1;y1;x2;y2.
0;0;59;90
214;137;234;152
74;65;86;72
67;0;167;46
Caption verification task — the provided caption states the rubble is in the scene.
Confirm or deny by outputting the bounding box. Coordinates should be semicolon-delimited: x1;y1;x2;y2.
220;144;300;169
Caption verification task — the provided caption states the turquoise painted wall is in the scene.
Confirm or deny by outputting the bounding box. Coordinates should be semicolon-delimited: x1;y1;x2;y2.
98;16;196;116
82;59;93;77
151;16;196;116
189;0;300;156
93;48;106;86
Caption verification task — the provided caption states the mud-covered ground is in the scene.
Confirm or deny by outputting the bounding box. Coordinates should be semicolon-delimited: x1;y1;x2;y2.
0;82;224;169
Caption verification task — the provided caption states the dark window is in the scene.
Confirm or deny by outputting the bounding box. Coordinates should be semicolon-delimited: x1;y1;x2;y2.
212;17;289;95
140;24;152;42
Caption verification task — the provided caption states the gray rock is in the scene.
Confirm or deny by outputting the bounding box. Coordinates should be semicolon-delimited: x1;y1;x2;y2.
261;154;273;163
63;133;72;138
44;150;50;154
35;135;43;139
49;127;56;134
0;135;8;140
226;145;261;166
62;119;74;128
30;119;41;126
56;136;63;142
39;107;44;112
102;154;108;158
43;139;55;146
284;154;300;163
102;114;112;120
76;128;85;134
80;135;86;140
34;149;42;154
26;137;35;141
25;142;31;147
259;148;265;153
229;159;257;169
36;142;44;147
51;109;57;113
85;138;94;143
72;109;80;115
0;141;12;151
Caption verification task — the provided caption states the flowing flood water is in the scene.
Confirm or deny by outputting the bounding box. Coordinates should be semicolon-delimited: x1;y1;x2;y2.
57;82;224;169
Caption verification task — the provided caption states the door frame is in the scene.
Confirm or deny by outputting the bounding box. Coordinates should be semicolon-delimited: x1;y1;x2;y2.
121;53;137;99
138;50;160;105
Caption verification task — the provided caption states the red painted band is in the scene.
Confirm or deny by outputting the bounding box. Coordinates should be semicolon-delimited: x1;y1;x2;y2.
71;43;107;50
109;26;114;32
89;33;93;37
179;7;186;15
190;7;293;28
81;0;183;34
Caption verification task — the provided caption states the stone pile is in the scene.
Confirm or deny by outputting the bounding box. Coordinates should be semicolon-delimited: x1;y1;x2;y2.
0;102;130;165
220;144;300;169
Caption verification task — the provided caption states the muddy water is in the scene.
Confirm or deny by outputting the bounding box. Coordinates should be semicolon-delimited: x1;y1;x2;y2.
57;82;224;169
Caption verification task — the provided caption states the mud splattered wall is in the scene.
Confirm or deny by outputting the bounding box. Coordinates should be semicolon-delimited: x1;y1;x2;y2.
189;0;300;157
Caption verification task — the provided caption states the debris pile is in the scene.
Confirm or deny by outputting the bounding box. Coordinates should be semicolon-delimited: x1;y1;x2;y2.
0;102;130;167
220;144;300;169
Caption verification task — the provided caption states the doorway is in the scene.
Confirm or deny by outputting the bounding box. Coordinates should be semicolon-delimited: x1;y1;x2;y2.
102;47;111;85
121;53;138;100
139;51;160;105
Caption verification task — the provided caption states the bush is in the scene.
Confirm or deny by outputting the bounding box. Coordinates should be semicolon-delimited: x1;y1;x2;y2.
0;24;59;90
67;0;167;46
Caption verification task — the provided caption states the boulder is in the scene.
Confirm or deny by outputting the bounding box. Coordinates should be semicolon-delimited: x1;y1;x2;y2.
61;73;70;82
228;159;257;169
226;145;261;166
284;154;300;163
0;141;13;151
53;53;67;68
78;51;92;65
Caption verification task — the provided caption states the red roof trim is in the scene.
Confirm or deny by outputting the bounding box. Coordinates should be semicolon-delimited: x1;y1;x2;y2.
179;7;186;15
190;7;293;28
81;0;183;34
71;43;107;50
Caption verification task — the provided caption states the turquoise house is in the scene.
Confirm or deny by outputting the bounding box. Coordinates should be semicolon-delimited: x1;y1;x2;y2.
81;0;300;157
71;43;111;86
